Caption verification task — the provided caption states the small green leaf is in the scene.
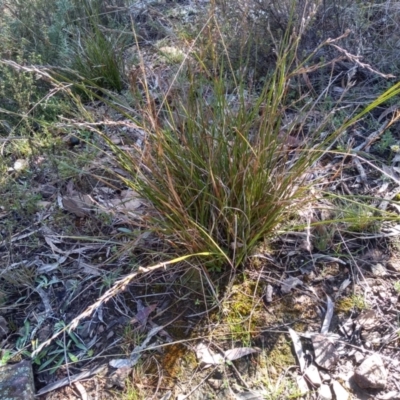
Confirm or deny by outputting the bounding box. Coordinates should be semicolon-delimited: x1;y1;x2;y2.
68;353;79;363
117;228;132;234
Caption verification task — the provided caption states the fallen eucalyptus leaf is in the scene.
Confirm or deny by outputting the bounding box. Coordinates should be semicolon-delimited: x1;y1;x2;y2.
288;328;305;372
224;347;260;361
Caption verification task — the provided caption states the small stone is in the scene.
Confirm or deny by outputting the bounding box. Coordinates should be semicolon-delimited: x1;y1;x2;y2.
379;291;387;299
265;284;273;303
354;354;387;389
331;380;349;400
319;383;332;400
107;366;131;389
371;263;387;276
388;259;400;272
354;351;364;364
207;378;223;390
305;364;322;387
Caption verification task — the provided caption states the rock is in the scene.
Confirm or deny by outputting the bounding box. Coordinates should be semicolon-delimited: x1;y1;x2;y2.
331;380;349;400
207;378;223;390
319;383;332;400
305;363;322;387
0;360;35;399
371;263;387;276
354;354;387;389
265;284;273;303
387;258;400;272
354;351;364;364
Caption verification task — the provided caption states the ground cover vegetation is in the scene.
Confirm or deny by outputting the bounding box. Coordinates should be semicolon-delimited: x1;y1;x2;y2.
1;0;400;398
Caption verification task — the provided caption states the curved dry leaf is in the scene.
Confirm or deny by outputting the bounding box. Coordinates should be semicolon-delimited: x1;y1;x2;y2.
61;196;89;217
78;261;102;277
195;342;224;365
321;295;334;334
335;278;351;300
281;276;303;294
110;325;164;369
234;391;265;400
131;303;157;327
224;347;260;361
378;105;399;123
37;255;68;273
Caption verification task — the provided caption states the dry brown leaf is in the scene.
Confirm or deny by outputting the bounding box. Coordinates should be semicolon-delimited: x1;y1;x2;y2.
131;303;157;327
108;190;143;214
62;196;91;217
281;276;303;294
224;347;260;361
78;261;102;276
195;342;224;365
312;333;340;370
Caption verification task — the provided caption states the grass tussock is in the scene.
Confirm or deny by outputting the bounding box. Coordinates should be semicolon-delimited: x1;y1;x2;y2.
110;10;379;270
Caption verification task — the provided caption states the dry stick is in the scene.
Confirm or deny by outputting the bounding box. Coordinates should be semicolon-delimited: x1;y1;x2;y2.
31;253;211;358
353;120;389;152
327;35;396;79
352;156;367;183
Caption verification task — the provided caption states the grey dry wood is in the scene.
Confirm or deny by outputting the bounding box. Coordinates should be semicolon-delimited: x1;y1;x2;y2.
0;360;35;399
